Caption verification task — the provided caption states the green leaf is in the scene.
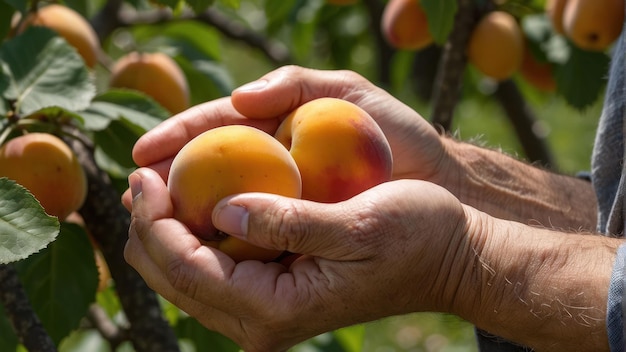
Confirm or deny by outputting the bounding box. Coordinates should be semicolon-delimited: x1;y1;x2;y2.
555;44;610;110
80;89;169;131
0;1;15;41
177;57;234;104
421;0;457;45
185;0;216;13
0;178;59;265
0;303;19;352
14;222;98;345
217;0;239;8
4;0;26;14
94;119;142;169
0;27;95;115
333;325;365;351
175;317;240;352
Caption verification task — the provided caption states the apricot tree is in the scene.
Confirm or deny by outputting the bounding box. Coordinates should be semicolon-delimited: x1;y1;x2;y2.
0;0;618;351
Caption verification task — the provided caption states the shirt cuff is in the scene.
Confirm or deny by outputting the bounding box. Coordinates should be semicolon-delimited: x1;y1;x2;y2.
607;242;626;351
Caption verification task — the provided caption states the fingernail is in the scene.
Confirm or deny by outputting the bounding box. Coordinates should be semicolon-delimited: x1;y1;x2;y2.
214;204;249;238
129;173;143;200
235;79;268;92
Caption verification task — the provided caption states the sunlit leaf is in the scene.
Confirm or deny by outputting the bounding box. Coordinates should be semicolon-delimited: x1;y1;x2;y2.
0;27;95;115
0;178;59;265
333;325;365;351
14;222;98;345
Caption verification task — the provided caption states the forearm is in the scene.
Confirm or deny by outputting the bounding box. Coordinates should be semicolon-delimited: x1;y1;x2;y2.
439;137;597;231
454;207;620;351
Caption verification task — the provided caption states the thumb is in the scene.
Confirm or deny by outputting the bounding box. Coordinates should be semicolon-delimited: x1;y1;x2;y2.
212;193;365;260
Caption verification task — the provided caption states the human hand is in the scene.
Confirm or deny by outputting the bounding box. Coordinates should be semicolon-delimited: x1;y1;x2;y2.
125;167;470;352
122;65;447;209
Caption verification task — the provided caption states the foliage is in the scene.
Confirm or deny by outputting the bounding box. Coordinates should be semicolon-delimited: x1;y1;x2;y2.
0;0;616;350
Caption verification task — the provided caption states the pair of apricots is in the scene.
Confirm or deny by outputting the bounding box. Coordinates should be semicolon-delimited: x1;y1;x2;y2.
168;97;393;263
381;0;525;81
13;4;190;115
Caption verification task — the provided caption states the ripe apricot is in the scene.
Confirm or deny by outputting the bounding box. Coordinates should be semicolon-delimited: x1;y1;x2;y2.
562;0;624;51
109;52;190;114
0;133;87;220
467;11;524;81
168;125;302;263
546;0;568;35
17;4;100;68
275;98;393;203
381;0;433;51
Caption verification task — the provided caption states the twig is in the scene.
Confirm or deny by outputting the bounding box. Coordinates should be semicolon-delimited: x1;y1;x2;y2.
0;263;56;352
86;304;128;349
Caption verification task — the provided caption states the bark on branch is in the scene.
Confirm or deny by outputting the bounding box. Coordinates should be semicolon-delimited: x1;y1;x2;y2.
71;139;180;352
0;263;56;352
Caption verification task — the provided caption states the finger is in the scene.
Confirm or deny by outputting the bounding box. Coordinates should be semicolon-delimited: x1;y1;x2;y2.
231;66;372;120
132;98;280;167
211;192;381;261
121;159;174;212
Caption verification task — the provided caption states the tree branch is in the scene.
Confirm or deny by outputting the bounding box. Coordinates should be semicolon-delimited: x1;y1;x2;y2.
430;0;478;130
493;80;555;168
70;139;180;352
0;264;56;352
86;303;128;349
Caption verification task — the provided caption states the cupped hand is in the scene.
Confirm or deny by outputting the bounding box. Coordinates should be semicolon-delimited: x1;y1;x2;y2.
124;167;470;352
122;66;448;209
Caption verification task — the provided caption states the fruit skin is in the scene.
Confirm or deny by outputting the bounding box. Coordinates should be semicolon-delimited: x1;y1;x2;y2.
0;133;87;220
519;44;556;92
274;97;393;203
109;52;190;114
17;4;100;68
467;11;524;81
562;0;624;52
167;125;302;263
381;0;433;51
546;0;568;35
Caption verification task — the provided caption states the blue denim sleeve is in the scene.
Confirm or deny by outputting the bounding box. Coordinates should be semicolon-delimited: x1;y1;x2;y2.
608;243;626;352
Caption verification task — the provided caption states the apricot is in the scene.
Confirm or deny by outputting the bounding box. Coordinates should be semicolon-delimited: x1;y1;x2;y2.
16;4;100;68
167;125;302;263
519;44;556;92
562;0;624;51
546;0;568;35
0;133;87;220
109;52;190;114
381;0;433;51
274;98;393;203
467;11;524;81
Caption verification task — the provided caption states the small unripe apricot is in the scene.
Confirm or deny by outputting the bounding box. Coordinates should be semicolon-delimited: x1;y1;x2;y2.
168;125;302;262
381;0;433;51
467;11;524;81
562;0;624;51
17;4;100;68
0;133;87;220
109;52;190;114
